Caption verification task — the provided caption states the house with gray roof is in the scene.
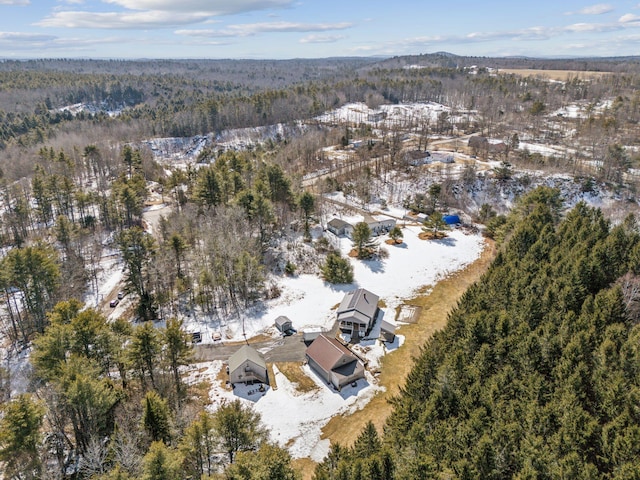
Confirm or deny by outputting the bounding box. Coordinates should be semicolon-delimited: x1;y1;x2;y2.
306;334;365;390
228;345;268;386
337;288;380;338
327;218;353;237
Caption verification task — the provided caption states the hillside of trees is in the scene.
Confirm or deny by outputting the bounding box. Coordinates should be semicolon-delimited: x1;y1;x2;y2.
315;188;640;479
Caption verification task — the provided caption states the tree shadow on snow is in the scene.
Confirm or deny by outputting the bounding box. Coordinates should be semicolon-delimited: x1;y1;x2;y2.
434;236;457;247
361;258;385;274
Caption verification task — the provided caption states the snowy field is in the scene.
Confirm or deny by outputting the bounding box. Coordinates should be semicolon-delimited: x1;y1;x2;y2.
182;224;485;343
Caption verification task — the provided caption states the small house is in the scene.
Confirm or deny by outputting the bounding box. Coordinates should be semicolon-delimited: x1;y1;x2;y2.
366;216;396;236
337;288;380;338
306;335;365;391
404;150;432;166
228;345;268;386
379;319;396;343
274;315;292;333
368;111;386;123
327;218;353;237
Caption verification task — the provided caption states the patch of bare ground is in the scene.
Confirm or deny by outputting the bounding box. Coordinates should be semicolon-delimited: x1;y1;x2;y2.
418;231;448;240
316;239;496;462
498;68;612;81
276;362;320;394
385;239;403;245
293;458;318;480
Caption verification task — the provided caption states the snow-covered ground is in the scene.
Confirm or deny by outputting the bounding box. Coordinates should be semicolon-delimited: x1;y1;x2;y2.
315;101;474;127
183;222;484;461
181;224;484;343
187;360;383;461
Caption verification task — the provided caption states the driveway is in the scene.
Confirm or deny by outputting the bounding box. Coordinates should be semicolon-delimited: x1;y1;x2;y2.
193;322;340;364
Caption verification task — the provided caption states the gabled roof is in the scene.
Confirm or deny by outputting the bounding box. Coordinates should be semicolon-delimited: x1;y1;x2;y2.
306;335;359;372
274;315;291;328
328;218;351;229
228;345;266;373
337;309;370;325
337;288;379;321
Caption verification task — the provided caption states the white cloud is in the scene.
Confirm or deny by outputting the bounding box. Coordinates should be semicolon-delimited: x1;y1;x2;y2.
564;22;620;32
0;0;29;5
0;32;56;42
619;13;640;23
36;10;213;29
102;0;293;15
580;3;614;15
176;21;352;38
36;0;296;30
299;34;345;44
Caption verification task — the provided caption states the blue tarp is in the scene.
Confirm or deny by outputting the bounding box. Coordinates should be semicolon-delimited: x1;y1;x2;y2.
442;215;461;225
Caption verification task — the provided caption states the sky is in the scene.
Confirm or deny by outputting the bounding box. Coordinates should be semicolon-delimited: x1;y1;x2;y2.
2;1;640;59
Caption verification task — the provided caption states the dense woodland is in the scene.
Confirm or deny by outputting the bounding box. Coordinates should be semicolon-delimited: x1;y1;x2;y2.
1;54;640;478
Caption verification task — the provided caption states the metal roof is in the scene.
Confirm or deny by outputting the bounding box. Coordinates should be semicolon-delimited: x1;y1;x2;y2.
337;288;379;321
306;334;359;373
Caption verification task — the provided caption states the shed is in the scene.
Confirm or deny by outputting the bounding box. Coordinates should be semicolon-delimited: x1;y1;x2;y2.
379;319;396;343
274;315;292;333
228;345;268;386
306;335;365;391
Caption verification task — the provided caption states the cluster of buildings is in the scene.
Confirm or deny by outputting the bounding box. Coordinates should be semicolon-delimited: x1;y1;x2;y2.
227;287;396;392
327;214;396;239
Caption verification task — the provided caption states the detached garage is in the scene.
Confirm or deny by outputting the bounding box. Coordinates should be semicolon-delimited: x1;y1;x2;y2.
306;335;365;391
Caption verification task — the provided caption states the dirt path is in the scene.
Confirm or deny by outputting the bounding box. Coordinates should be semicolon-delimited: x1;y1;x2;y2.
318;238;496;453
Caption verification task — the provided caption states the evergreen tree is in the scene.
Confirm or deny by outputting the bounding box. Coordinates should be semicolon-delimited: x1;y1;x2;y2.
179;411;216;478
299;191;315;238
226;442;300;479
321;251;354;284
352;222;375;259
141;441;182;480
142;391;172;445
213;399;268;463
163;317;193;399
421;211;449;239
0;394;44;480
388;225;403;244
128;321;162;389
118;227;157;321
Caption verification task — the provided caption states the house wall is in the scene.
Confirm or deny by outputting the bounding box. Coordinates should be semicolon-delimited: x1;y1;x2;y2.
230;360;267;385
307;356;331;384
339;317;369;336
330;364;365;390
276;320;292;332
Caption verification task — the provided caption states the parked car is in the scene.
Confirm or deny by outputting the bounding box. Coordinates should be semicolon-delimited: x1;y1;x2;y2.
117;291;125;299
109;299;119;308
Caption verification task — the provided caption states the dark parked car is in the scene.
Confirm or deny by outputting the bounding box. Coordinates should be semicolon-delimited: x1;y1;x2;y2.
109;299;119;308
